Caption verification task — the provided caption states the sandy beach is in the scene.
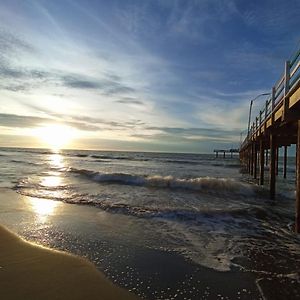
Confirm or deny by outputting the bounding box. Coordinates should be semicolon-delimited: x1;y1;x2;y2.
0;224;138;300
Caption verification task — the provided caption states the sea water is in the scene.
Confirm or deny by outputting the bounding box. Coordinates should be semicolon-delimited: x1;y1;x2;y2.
0;147;299;299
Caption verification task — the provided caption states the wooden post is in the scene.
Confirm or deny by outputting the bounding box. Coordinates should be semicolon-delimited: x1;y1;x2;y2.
259;111;262;135
266;149;269;166
223;151;225;158
283;146;288;179
276;147;279;176
250;143;254;176
271;86;275;125
264;99;269;133
265;100;268;119
296;121;300;233
254;143;257;179
283;61;290;121
259;140;264;185
270;134;276;200
247;147;251;173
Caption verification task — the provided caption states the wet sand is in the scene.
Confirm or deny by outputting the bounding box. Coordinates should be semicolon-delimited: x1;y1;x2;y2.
0;225;138;300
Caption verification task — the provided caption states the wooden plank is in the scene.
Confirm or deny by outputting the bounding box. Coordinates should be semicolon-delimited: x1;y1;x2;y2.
289;86;300;108
275;106;283;121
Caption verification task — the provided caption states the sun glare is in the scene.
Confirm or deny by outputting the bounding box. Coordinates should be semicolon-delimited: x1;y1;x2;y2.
32;124;76;150
27;197;61;222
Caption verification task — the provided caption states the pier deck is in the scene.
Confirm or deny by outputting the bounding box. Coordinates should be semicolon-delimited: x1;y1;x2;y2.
214;149;239;158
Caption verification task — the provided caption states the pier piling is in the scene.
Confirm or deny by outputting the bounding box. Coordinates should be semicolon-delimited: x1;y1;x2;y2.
296;120;300;233
259;140;264;185
270;134;276;200
254;143;257;179
283;145;288;179
250;144;254;176
276;147;279;176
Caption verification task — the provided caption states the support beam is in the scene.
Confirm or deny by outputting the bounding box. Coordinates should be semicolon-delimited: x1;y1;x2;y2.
247;147;251;173
270;134;276;200
250;143;254;176
283;146;288;179
266;149;269;166
254;143;257;179
296;121;300;233
259;140;264;185
276;147;279;176
282;60;290;121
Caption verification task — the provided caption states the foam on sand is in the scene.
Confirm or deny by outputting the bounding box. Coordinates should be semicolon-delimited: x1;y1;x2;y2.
0;225;139;300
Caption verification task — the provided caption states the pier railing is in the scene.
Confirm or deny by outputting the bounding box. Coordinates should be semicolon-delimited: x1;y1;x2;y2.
242;46;300;148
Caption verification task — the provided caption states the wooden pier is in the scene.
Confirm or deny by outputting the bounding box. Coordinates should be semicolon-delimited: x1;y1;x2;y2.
239;46;300;233
214;149;239;158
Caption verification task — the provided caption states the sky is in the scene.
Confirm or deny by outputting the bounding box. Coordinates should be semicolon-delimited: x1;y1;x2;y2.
0;0;299;153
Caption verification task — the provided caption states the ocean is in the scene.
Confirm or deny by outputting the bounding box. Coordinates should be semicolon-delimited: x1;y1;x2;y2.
0;147;300;299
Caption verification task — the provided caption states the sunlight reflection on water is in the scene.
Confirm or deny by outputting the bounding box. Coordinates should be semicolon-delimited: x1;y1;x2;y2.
41;175;62;187
49;153;64;169
27;153;65;221
27;197;61;222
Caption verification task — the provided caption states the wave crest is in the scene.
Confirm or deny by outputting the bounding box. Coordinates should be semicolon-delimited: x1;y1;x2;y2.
70;168;253;196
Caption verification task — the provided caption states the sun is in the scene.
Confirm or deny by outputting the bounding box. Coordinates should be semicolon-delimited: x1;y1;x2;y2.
32;124;76;150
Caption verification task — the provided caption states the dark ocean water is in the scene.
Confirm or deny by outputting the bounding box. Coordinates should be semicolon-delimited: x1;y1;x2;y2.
0;147;299;299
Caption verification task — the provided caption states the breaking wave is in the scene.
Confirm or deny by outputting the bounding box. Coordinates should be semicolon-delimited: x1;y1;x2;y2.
69;168;254;196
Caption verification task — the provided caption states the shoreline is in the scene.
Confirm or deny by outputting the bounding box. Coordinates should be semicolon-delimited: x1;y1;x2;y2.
0;224;139;300
0;189;262;299
1;188;299;299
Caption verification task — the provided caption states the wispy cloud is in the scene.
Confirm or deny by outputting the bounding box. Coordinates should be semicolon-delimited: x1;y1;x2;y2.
0;113;54;129
0;28;34;55
137;126;240;143
115;97;145;106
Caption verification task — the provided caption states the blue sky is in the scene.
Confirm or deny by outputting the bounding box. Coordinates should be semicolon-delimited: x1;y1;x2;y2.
0;0;299;152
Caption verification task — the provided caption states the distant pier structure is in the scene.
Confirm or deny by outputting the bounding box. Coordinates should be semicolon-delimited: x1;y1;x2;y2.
239;46;300;233
214;149;239;158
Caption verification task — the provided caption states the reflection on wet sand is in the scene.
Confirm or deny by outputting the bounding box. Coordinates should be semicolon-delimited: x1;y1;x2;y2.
27;197;61;222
